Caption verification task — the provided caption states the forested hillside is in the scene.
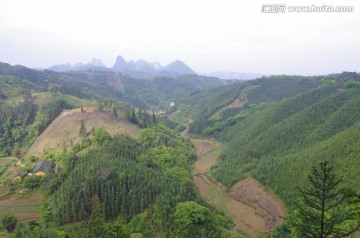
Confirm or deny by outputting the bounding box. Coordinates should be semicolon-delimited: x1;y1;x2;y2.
0;62;236;237
40;126;231;237
0;62;226;156
1;61;360;237
63;71;228;109
0;62;227;109
209;73;360;207
180;75;321;134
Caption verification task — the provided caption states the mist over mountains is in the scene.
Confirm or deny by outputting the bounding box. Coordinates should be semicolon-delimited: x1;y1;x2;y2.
204;71;267;80
48;56;268;80
49;55;196;77
47;55;271;80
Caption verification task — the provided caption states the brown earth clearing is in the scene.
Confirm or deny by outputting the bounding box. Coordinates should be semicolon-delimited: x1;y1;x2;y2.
212;91;248;118
26;107;141;158
191;137;286;237
228;178;286;231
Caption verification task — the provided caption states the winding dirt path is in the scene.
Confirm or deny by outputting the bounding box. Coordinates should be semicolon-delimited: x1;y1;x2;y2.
190;138;285;237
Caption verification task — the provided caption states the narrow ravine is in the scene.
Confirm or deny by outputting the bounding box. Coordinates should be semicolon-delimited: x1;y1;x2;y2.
190;138;285;237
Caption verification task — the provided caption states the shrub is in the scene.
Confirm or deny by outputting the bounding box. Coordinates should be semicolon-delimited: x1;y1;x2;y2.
1;214;17;232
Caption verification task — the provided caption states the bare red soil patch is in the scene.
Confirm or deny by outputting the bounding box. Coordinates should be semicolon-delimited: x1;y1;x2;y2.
228;178;286;230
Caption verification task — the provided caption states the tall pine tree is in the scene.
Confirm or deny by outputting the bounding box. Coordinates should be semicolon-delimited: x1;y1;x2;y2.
288;161;360;238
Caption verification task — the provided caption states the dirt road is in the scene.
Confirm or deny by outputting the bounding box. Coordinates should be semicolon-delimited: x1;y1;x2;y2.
191;138;285;237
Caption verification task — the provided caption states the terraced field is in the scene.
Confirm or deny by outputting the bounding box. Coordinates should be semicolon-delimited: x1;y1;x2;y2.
0;191;43;223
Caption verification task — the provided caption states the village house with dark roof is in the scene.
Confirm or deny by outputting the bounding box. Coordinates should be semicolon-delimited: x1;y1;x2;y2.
29;160;53;176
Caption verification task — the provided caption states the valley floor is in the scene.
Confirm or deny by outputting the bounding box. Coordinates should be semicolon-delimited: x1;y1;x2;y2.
190;138;285;237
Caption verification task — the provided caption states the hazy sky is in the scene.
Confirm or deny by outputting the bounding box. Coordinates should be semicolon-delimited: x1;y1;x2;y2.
0;0;359;75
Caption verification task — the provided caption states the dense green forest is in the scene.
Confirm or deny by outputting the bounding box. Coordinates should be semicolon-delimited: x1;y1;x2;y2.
181;75;321;134
208;73;360;207
0;127;232;237
38;126;230;237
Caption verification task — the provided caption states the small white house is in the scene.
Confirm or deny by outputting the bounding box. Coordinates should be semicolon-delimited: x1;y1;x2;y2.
170;102;175;107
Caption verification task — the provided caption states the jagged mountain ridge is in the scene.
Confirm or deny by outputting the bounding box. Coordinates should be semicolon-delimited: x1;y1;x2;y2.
49;55;196;76
112;56;195;75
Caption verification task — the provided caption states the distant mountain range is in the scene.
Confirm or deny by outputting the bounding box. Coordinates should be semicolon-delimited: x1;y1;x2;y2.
49;56;196;77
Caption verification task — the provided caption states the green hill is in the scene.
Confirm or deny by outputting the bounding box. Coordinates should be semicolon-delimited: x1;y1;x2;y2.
1;62;224;157
2;61;360;237
0;62;227;109
0;62;235;237
180;75;321;134
211;80;360;206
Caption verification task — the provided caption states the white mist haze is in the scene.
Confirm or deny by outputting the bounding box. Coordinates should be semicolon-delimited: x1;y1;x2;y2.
0;0;359;75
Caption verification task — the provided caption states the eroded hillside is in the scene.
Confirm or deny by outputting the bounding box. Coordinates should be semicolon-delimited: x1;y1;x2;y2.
26;107;140;157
